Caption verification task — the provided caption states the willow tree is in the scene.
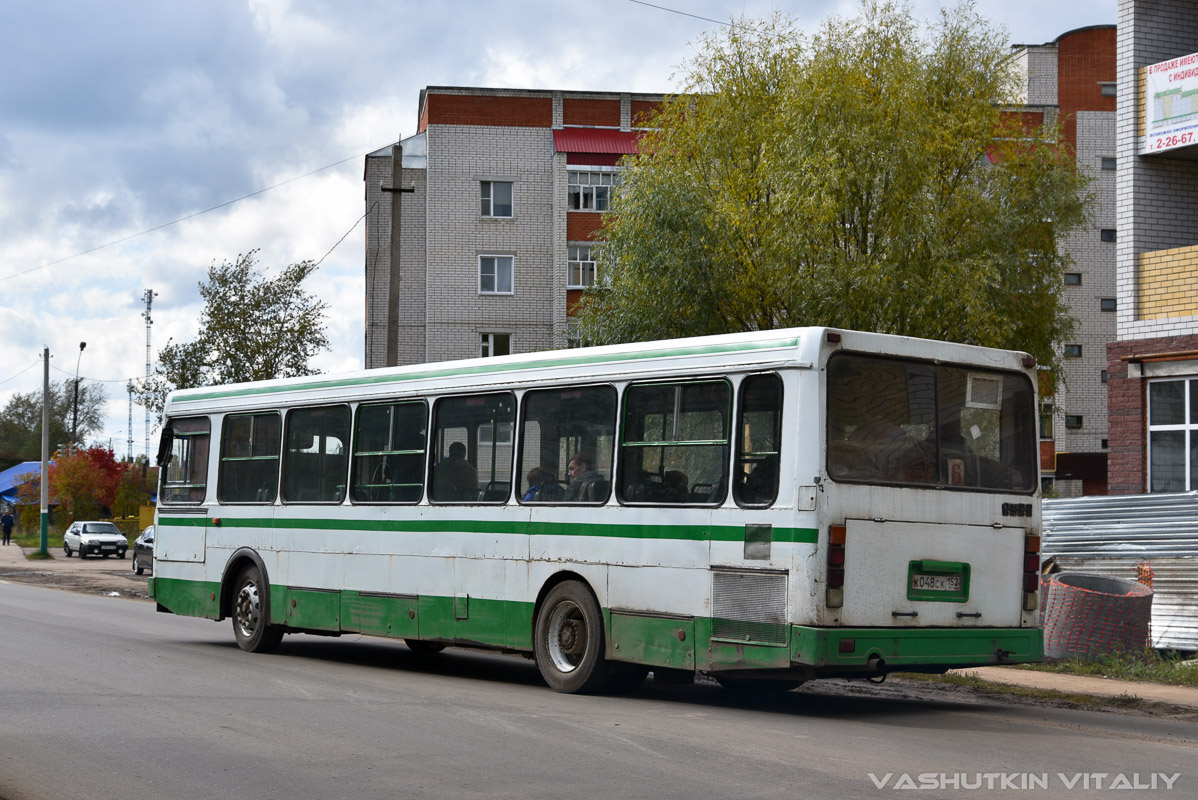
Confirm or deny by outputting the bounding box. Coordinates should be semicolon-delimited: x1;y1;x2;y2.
576;2;1089;376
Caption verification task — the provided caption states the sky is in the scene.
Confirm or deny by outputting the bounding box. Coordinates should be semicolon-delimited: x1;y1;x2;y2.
0;0;1114;459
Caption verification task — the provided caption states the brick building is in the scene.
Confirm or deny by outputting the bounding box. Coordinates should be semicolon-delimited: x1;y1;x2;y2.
363;86;663;368
1107;0;1198;494
1009;26;1117;496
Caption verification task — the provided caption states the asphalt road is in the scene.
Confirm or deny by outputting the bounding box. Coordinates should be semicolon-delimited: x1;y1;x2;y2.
0;580;1194;800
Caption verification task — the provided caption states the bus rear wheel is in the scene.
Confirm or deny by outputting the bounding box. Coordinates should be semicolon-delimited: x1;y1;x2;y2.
534;580;609;694
404;639;446;655
232;564;284;654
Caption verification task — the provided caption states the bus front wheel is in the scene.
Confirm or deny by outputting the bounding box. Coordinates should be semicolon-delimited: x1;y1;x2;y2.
534;580;609;694
232;565;284;654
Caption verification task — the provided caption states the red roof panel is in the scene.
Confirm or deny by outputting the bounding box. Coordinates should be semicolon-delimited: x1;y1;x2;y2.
553;128;642;155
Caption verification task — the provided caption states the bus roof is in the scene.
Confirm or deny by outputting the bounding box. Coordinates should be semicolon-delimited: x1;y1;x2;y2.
163;327;1032;416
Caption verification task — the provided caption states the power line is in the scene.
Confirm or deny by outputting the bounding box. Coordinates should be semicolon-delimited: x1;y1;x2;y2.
313;202;376;269
626;0;729;27
0;148;376;284
0;360;42;387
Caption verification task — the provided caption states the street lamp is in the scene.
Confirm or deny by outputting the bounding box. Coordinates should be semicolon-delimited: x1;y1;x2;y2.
71;341;86;454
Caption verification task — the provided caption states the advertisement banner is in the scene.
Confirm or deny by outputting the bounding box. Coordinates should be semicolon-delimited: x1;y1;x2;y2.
1145;51;1198;154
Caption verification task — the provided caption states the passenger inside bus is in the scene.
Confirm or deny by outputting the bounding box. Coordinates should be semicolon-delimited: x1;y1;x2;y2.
565;453;606;501
523;466;563;501
433;441;478;500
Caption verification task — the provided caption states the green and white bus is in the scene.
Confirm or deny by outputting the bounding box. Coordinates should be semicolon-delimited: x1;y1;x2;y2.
149;327;1043;693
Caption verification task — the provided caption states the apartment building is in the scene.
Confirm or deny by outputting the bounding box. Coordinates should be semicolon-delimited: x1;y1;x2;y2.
363;86;663;369
1010;26;1117;496
1107;0;1198;494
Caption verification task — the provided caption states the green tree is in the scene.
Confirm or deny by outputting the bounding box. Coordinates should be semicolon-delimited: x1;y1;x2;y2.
0;380;105;471
577;2;1090;378
135;250;330;416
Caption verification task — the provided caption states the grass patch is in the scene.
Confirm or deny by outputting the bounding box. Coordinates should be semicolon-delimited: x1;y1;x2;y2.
1019;648;1198;688
895;671;1157;711
9;524;64;556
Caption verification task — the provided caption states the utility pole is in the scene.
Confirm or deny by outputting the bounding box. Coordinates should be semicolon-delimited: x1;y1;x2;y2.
382;145;414;368
71;341;86;454
39;346;49;555
141;289;157;460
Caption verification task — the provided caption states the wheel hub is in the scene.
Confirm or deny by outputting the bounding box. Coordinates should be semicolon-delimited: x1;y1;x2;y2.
235;582;261;636
557;620;582;655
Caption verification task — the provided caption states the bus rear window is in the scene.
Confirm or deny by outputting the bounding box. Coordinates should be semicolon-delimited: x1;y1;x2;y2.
827;354;1035;492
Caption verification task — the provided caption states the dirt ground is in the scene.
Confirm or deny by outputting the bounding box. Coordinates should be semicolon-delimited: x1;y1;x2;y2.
0;549;152;600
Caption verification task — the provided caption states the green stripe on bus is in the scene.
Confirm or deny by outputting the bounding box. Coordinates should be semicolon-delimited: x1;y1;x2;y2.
157;515;817;544
170;336;802;405
151;576;1042;673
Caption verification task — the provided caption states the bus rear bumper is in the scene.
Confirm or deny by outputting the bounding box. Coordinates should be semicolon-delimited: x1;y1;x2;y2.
791;625;1043;673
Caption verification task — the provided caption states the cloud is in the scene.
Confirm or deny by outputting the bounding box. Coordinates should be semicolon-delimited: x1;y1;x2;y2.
0;0;1113;450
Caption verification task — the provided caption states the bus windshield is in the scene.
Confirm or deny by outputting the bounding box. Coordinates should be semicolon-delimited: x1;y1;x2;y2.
827;353;1036;492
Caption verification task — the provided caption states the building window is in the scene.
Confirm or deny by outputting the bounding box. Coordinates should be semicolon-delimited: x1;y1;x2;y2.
1147;378;1198;492
480;333;511;358
1064;344;1082;358
568;170;619;211
1064;272;1082;286
480;181;513;217
1100;298;1117;312
1065;415;1083;429
1101;370;1109;383
1039;404;1054;440
568;245;598;288
1101;438;1108;449
479;255;514;294
566;319;583;349
1100;82;1117;97
1100;229;1117;243
1101;156;1117;170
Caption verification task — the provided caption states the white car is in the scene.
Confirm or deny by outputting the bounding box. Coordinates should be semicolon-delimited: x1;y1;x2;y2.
63;521;129;559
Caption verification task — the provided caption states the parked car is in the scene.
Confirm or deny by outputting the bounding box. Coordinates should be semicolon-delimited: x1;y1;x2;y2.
132;526;154;575
62;521;128;559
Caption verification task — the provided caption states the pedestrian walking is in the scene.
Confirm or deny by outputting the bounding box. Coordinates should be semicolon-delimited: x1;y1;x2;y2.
1;509;14;546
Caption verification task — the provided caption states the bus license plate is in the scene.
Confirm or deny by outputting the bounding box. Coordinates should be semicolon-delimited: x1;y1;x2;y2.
910;573;960;592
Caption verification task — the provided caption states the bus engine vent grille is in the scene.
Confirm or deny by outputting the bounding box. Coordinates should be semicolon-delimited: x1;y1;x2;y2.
712;571;788;645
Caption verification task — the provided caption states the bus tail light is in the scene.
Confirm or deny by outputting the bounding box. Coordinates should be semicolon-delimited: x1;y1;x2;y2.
827;525;846;608
1022;532;1040;611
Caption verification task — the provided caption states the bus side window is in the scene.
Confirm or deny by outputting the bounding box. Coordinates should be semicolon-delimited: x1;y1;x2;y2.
351;401;428;503
517;385;616;504
159;416;211;504
618;380;731;505
282;405;351;504
218;412;282;503
430;393;515;503
734;373;782;507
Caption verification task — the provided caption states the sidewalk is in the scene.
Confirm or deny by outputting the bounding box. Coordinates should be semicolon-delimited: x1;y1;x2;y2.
951;667;1198;711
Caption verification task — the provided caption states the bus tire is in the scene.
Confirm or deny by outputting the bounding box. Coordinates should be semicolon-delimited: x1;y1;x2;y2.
232;564;284;654
534;580;609;694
